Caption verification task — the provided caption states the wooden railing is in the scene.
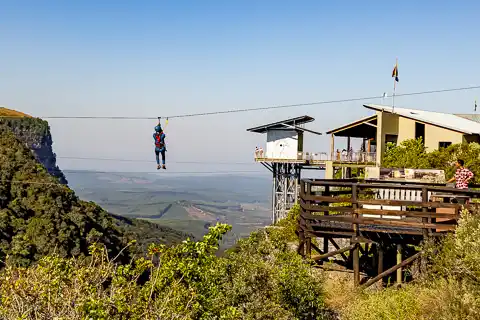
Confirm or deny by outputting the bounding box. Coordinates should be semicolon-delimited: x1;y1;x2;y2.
299;179;480;238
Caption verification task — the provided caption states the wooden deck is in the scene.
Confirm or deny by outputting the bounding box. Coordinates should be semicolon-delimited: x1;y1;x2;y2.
297;179;480;288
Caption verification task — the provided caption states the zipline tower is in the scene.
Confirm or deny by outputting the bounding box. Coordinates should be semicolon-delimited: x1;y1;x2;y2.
247;116;322;223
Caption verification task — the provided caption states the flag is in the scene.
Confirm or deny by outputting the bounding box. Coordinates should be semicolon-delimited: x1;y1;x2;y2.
391;61;399;82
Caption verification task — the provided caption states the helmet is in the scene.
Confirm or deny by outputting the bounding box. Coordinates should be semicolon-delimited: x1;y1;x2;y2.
155;125;162;132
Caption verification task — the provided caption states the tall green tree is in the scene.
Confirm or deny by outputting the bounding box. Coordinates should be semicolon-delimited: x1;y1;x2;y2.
382;138;431;169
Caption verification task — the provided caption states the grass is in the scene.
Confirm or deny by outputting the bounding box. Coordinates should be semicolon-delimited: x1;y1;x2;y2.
0;107;31;117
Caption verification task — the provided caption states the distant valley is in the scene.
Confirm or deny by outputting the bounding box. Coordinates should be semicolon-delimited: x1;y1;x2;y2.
64;170;272;249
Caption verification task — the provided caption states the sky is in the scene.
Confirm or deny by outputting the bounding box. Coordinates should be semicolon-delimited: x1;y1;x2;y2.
1;0;479;174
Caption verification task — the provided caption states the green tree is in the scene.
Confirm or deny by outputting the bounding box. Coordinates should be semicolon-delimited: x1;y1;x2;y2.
382;138;431;169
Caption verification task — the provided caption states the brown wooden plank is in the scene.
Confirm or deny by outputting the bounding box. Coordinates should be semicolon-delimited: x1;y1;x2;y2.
305;230;354;237
311;244;356;262
305;179;480;195
300;193;351;203
300;200;352;213
355;208;460;219
357;199;423;207
305;215;457;230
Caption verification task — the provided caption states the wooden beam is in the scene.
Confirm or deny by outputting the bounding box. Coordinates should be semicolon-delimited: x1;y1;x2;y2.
311;243;357;262
328;238;349;261
310;242;324;255
360;251;423;289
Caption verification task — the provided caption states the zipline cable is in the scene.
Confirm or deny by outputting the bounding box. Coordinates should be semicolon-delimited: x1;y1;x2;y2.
57;156;254;165
20;85;480;120
1;169;268;186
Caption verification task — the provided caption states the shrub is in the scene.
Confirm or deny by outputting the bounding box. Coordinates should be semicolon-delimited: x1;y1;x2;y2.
0;220;332;319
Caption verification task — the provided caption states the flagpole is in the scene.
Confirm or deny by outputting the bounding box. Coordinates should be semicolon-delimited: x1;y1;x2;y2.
392;57;397;113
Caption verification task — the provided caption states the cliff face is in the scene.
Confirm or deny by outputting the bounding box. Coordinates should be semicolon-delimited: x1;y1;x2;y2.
0;109;68;184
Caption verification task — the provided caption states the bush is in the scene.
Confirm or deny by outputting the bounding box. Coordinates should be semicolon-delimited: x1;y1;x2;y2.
0;219;333;319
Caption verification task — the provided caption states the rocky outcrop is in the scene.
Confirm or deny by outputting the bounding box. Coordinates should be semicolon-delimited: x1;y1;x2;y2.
0;109;67;184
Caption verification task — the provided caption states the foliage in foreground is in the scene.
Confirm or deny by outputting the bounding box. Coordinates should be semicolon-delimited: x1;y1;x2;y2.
0;208;332;319
339;209;480;320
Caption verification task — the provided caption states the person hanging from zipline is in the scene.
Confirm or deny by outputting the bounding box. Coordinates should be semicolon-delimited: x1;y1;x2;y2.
153;117;166;170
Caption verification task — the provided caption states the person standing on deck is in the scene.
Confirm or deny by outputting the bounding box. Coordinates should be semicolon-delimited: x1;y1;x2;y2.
447;159;473;189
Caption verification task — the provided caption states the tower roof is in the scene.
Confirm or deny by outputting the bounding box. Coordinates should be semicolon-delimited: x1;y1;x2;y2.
246;115;315;134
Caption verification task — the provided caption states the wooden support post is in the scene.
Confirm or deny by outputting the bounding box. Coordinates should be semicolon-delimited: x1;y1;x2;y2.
371;243;377;271
306;237;312;259
422;187;429;238
378;245;384;276
352;183;360;286
298;209;306;257
323;186;330;263
322;237;329;264
353;243;360;287
360;251;423;290
298;228;305;257
346;136;352;177
330;134;335;160
304;181;312;260
396;244;402;285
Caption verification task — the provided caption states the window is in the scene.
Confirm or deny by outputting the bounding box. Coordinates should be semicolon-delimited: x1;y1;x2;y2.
439;141;452;149
385;134;398;145
415;122;425;143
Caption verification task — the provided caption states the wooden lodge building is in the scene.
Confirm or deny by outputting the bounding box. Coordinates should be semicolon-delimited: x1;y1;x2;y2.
328;104;480;165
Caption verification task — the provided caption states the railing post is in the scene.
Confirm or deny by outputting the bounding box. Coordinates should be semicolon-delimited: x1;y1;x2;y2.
323;185;330;260
305;180;312;259
300;180;306;196
422;187;429;238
